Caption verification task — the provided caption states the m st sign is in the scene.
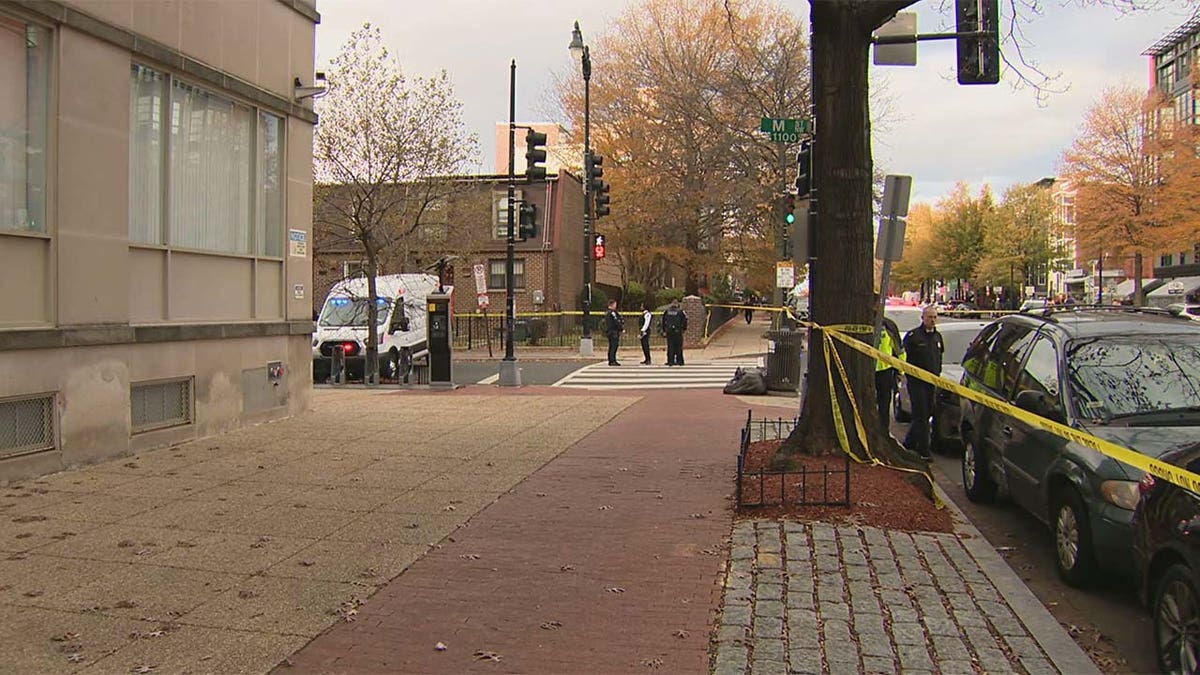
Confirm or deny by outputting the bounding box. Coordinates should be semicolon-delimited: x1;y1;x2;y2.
760;117;812;144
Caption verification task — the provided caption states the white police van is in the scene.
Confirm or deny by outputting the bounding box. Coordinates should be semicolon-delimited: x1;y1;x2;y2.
312;274;451;381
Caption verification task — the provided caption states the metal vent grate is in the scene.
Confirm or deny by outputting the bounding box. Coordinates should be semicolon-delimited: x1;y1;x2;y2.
0;394;55;458
131;378;192;433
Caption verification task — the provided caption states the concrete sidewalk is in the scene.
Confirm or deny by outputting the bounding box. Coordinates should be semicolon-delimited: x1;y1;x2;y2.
452;313;774;364
0;378;1096;674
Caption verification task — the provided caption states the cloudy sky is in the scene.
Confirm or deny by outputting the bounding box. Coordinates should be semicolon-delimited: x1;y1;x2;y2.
313;1;1195;206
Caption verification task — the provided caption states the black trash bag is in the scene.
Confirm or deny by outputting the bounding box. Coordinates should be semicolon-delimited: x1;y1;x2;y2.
723;366;768;395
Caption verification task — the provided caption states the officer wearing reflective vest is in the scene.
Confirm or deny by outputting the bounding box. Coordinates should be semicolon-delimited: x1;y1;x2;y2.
874;293;905;428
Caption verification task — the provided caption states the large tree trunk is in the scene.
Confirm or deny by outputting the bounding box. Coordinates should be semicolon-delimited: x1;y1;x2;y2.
779;1;923;475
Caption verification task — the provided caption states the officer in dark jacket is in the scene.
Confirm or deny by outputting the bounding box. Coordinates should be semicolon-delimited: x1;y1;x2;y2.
660;301;688;366
901;305;944;458
604;299;624;366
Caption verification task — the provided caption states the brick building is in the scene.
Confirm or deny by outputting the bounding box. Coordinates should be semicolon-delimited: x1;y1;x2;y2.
313;172;587;319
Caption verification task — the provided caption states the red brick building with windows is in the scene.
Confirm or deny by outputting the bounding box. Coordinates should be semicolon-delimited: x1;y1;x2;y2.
313;171;586;319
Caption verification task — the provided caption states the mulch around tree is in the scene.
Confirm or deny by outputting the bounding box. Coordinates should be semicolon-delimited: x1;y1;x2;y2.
738;439;954;534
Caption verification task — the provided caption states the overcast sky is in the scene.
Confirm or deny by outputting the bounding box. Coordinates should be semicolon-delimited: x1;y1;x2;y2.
313;1;1195;206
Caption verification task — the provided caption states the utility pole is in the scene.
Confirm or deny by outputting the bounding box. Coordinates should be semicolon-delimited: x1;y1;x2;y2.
498;59;521;387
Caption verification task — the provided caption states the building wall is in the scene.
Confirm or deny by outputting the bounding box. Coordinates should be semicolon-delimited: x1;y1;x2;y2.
311;173;588;320
0;0;317;481
1146;17;1200;281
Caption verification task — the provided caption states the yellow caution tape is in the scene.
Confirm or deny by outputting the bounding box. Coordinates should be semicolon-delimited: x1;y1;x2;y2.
774;308;941;505
815;316;1200;494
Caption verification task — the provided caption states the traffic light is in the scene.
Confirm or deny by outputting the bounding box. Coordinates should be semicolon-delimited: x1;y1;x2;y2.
585;152;604;188
956;0;999;85
594;182;611;218
784;193;796;226
795;141;812;198
593;233;606;260
525;130;548;182
518;202;537;241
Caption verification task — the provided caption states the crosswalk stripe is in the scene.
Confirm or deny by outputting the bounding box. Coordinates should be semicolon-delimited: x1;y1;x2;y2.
552;360;762;389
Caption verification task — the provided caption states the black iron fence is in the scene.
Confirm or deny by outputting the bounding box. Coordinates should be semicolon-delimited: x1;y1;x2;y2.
736;411;851;508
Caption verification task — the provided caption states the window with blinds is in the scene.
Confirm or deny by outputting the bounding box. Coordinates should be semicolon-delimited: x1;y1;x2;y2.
129;64;284;257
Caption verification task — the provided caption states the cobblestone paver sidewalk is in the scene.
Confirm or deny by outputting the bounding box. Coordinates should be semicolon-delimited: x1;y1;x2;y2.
713;520;1093;675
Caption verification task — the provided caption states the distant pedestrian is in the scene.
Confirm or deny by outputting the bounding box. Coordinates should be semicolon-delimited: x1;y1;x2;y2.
744;293;756;324
874;294;905;429
604;299;624;366
639;302;653;365
661;300;688;366
901;305;944;459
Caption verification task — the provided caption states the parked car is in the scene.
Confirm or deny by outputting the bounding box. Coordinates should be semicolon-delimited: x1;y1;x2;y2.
1131;444;1200;674
958;307;1200;587
1166;303;1200;322
894;320;989;453
1019;298;1048;312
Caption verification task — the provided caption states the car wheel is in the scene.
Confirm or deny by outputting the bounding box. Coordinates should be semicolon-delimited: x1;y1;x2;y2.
961;434;996;503
894;390;912;423
1154;563;1200;675
1052;488;1096;588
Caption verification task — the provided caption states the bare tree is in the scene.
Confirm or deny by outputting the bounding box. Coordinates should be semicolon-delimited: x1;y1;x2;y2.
314;24;478;378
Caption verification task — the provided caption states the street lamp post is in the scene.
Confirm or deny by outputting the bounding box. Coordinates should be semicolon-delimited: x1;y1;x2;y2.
570;21;594;357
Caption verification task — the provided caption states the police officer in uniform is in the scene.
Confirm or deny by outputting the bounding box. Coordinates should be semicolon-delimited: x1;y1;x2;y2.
604;299;624;366
874;294;905;429
901;305;943;459
660;300;688;366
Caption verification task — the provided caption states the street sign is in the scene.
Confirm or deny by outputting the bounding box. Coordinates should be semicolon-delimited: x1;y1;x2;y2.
760;117;811;143
874;218;906;262
473;263;487;295
880;175;913;217
873;12;917;66
776;261;795;289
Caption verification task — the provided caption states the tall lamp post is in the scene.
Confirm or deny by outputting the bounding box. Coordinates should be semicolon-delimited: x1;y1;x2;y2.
569;21;594;357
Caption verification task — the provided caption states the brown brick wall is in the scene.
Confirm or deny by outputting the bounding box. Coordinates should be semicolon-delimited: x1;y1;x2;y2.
312;174;587;320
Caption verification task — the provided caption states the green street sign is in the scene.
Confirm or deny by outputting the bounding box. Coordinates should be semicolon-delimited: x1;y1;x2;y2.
759;117;811;143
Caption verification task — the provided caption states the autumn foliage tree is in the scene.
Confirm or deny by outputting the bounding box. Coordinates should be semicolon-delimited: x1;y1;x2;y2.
1059;84;1160;304
559;0;811;296
314;24;478;378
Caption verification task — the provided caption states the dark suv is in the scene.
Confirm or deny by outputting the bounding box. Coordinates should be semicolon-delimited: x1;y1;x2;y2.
957;307;1200;587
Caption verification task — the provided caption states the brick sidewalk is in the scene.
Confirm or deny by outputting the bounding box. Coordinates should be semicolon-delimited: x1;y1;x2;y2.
281;389;769;673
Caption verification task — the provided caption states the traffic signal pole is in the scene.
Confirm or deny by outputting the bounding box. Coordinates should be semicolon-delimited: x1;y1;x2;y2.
579;45;594;357
498;59;521;387
775;141;788;328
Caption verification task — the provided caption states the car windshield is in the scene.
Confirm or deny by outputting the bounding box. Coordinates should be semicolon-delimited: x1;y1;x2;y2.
1066;335;1200;420
318;296;392;327
940;329;980;366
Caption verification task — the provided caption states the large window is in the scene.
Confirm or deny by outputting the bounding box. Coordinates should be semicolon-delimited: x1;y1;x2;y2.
488;259;524;290
0;15;49;233
129;64;284;256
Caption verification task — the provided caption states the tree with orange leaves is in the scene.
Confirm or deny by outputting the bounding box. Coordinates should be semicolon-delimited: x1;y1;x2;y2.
557;0;810;297
1059;84;1162;305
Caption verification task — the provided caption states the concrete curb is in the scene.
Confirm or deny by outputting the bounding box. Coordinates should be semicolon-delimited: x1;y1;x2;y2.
933;482;1101;674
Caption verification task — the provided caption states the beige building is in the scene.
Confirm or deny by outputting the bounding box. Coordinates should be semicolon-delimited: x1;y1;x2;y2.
0;0;318;480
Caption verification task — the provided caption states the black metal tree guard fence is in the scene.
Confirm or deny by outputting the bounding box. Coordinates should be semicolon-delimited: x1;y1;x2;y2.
737;410;851;508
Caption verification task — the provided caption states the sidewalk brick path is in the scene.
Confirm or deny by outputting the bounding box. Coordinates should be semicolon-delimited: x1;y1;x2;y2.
283;389;761;674
713;520;1053;675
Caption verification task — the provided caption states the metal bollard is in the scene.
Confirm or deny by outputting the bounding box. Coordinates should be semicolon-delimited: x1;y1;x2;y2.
331;345;346;386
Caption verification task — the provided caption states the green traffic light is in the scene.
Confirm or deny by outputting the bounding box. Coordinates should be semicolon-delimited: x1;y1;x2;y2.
785;213;795;224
